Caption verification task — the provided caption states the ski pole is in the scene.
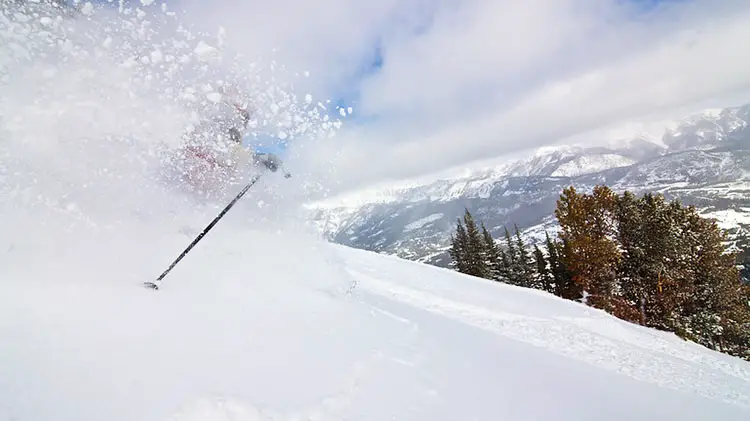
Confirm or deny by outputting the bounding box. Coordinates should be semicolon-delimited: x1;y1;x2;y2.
145;173;262;290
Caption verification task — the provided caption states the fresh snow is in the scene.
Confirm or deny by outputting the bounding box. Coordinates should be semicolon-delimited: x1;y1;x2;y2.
194;41;219;61
80;2;94;16
3;217;750;420
206;92;223;103
2;2;750;421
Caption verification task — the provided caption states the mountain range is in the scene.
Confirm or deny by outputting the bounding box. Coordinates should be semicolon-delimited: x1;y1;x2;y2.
309;102;750;267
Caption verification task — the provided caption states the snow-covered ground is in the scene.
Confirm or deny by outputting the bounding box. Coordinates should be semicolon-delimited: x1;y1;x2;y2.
703;208;750;231
3;213;750;421
1;2;750;421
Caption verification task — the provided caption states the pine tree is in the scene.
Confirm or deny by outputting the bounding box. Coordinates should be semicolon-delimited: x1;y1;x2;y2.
462;209;489;279
448;218;469;274
534;243;552;293
544;231;561;295
555;185;621;309
481;223;501;280
639;194;684;329
612;191;683;326
498;248;511;283
542;231;576;298
552;185;750;361
614;190;647;324
675;209;750;358
513;224;535;288
503;227;519;285
556;238;580;300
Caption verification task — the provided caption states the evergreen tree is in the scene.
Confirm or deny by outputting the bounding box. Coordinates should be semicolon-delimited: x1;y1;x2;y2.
513;224;535;288
551;184;750;361
542;231;576;298
534;243;552;293
555;185;621;309
556;237;580;300
497;248;511;283
639;194;684;329
675;210;750;358
544;231;561;295
481;223;501;280
462;209;489;279
503;227;519;285
448;218;469;274
613;191;683;326
614;190;648;324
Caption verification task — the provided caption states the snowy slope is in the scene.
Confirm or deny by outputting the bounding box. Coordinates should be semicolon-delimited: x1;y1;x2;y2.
2;3;750;420
3;217;750;421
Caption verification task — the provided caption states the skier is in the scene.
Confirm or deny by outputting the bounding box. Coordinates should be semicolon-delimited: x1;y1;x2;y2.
176;93;289;194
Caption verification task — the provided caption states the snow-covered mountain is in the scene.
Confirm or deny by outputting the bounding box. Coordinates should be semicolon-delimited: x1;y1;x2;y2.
663;106;750;150
311;104;750;266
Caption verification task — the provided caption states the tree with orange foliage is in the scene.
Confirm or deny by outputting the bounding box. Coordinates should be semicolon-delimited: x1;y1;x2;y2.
555;186;622;312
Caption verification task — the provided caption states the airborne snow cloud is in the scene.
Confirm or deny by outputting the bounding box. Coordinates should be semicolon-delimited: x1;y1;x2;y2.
177;0;750;195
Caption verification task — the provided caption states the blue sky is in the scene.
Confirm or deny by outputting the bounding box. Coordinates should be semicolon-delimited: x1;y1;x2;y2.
297;0;682;134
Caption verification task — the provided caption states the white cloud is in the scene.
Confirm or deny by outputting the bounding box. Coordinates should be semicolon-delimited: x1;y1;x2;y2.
177;0;750;195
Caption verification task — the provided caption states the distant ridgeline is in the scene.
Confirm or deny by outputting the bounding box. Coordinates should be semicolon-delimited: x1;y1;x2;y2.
449;184;750;361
